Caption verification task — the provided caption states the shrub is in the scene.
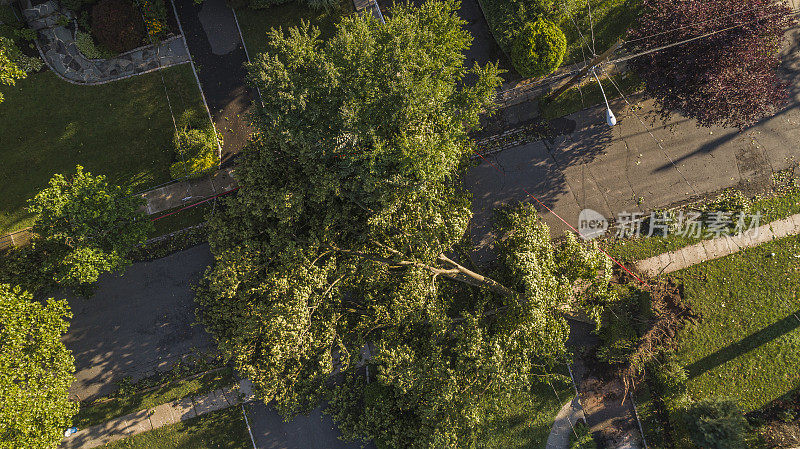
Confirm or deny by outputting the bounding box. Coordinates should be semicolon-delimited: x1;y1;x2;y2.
137;0;168;40
62;0;99;13
247;0;291;9
169;128;220;179
75;31;113;59
596;284;651;366
569;421;598;449
649;353;687;399
91;0;145;53
510;18;566;78
306;0;338;10
683;398;749;449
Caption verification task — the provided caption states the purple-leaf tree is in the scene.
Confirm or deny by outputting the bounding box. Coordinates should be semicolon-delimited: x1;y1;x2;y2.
628;0;796;129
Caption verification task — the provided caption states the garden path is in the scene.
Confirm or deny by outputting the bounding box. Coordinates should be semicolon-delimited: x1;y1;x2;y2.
23;0;190;84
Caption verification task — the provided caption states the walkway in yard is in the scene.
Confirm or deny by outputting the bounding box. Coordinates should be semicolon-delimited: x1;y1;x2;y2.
0;167;238;251
170;0;255;160
24;1;190;84
634;212;800;276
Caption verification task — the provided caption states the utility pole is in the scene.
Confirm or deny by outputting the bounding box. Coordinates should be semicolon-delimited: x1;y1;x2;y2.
544;38;623;103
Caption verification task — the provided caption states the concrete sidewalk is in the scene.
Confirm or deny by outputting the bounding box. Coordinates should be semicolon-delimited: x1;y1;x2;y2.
634;213;800;276
60;380;254;449
0;167;238;251
141;166;237;215
465;28;800;265
546;396;586;449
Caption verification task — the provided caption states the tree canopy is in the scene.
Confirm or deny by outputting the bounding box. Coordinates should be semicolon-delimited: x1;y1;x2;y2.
198;1;616;447
0;284;77;449
27;165;151;291
0;36;27;104
629;0;795;128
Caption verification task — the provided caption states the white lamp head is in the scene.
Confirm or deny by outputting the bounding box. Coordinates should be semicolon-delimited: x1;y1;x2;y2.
606;108;617;127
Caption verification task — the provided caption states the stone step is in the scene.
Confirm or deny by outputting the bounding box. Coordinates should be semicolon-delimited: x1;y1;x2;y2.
22;0;59;21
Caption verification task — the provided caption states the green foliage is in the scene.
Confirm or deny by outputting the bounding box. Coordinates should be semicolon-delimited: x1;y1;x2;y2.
479;0;571;77
0;284;77;449
511;18;566;78
305;0;338;10
596;284;650;366
648;351;687;400
569;421;597;449
169;128;220;179
683;398;749;449
27;165;152;291
198;1;617;447
702;189;751;216
247;0;291;9
0;36;27;103
75;31;114;59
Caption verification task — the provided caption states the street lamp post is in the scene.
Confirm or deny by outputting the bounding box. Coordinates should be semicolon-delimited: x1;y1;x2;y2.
592;67;617;127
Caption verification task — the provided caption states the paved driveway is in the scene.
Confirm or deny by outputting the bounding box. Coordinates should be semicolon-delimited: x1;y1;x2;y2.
465;28;800;264
63;244;215;400
171;0;255;162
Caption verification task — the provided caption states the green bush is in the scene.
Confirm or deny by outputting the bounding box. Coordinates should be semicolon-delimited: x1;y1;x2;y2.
306;0;338;10
510;18;566;78
569;421;597;449
75;31;113;59
169;128;220;179
683;398;749;449
596;284;651;366
649;353;687;399
247;0;291;9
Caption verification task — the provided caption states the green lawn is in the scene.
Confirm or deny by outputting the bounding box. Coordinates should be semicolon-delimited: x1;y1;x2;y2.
540;70;641;120
479;375;574;449
607;184;800;262
559;0;642;66
74;368;236;428
235;0;352;59
149;201;213;238
102;407;251;449
0;64;210;235
670;234;800;411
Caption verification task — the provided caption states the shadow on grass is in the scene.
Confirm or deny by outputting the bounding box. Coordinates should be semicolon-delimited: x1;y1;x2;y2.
685;309;800;379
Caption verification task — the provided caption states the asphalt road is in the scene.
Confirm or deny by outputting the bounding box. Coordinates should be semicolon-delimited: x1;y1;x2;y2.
465;28;800;264
245;402;377;449
63;244;215;401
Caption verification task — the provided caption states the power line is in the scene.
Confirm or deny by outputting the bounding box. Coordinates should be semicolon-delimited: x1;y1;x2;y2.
500;7;800;99
469;147;647;284
608;8;800;67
